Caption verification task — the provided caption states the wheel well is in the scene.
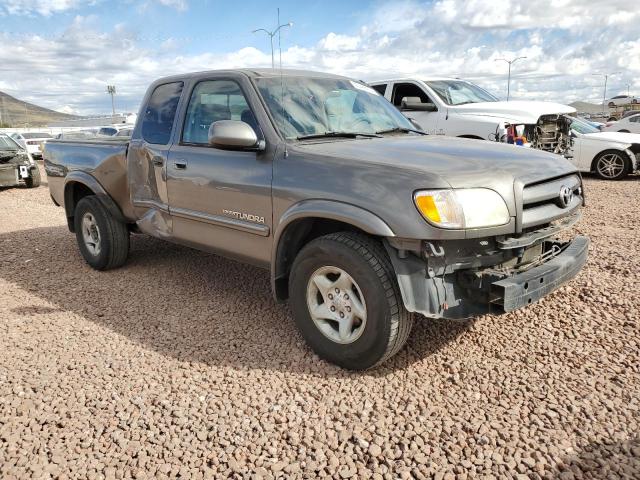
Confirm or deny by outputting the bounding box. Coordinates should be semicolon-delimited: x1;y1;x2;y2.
64;182;95;232
590;149;630;172
458;134;485;140
273;218;371;301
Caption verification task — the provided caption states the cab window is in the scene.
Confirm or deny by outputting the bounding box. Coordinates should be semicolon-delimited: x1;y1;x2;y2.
391;83;433;108
141;81;184;145
371;84;387;96
182;80;259;145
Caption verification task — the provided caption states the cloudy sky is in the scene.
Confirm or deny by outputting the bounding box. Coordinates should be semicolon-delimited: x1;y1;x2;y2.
1;0;638;115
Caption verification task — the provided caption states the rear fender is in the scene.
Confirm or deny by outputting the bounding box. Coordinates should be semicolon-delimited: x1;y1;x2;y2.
64;171;126;231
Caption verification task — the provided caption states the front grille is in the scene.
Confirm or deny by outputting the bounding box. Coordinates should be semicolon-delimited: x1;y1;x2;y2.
521;174;582;229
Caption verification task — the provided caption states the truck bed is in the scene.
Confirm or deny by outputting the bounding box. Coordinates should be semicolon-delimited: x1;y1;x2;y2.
44;138;134;220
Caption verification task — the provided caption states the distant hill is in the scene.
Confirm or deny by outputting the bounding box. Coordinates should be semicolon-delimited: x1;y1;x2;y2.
0;91;81;127
569;101;604;114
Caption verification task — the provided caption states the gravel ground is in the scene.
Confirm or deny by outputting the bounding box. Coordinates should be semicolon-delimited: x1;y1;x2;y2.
0;165;638;479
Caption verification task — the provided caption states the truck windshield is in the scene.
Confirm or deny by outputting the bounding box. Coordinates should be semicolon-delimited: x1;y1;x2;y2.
255;77;415;139
426;80;499;106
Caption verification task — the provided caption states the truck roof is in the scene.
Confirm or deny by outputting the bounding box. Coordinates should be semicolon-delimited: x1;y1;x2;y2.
369;78;459;84
151;68;350;86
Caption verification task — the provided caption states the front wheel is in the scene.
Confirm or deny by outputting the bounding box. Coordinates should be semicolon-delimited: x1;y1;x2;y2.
24;167;41;188
593;150;631;180
289;232;413;370
74;195;130;270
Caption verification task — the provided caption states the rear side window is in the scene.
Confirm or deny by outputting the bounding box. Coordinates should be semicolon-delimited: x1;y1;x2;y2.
371;84;387;96
141;81;184;145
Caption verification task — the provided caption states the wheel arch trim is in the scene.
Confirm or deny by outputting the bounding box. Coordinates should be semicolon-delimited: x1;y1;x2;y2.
270;199;396;300
64;172;126;230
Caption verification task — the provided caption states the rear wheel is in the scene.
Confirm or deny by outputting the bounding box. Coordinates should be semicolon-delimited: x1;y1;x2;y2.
74;195;129;270
593;150;631;180
289;232;413;370
618;129;630;133
24;167;41;188
608;102;615;108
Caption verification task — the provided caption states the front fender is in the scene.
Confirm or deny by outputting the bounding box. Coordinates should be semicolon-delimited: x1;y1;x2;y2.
270;199;395;299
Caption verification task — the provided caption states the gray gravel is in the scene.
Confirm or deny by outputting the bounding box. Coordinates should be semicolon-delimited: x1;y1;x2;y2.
1;165;639;479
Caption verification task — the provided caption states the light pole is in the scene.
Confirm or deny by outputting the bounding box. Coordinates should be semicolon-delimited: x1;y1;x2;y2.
495;56;527;101
107;85;116;117
592;72;620;111
252;13;292;69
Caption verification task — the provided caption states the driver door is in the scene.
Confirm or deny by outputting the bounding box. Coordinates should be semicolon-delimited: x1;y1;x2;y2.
165;76;273;267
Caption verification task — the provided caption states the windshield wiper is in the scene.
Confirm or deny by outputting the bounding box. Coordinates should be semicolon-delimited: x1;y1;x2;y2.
375;127;427;135
297;131;381;140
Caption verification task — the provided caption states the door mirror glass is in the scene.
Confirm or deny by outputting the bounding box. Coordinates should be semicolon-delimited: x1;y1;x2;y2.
401;97;437;112
208;120;260;149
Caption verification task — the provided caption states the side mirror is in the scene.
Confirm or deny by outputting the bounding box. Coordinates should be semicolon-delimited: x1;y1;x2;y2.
401;96;437;112
208;120;263;150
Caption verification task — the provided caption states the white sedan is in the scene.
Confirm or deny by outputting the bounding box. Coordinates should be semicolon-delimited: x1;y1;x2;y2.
567;117;640;180
10;132;54;159
602;113;640;134
607;95;637;107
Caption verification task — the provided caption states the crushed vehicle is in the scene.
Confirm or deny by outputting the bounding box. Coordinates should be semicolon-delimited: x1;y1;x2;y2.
45;69;588;370
0;133;41;188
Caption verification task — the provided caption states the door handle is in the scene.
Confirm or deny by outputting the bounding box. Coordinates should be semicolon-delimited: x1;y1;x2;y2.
174;159;188;169
152;156;164;166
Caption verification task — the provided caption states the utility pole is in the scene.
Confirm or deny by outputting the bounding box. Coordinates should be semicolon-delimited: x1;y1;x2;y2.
252;11;292;69
107;85;116;119
495;56;527;101
592;72;620;112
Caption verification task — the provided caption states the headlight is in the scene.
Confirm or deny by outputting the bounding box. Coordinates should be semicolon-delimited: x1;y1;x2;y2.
414;188;510;229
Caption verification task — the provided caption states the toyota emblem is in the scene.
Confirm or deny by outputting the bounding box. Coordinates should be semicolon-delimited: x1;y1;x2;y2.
558;185;573;208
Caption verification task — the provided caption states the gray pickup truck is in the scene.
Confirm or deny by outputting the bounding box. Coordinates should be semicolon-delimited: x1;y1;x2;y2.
45;69;588;370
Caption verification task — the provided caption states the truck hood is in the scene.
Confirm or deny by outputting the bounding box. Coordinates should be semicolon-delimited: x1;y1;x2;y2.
583;131;640;145
452;101;576;124
297;135;577;189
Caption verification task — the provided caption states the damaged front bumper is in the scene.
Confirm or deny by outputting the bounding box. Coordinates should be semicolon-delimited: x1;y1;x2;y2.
491;235;588;312
385;224;589;319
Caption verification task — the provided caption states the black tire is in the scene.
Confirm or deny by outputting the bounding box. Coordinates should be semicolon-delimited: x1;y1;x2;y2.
24;167;41;188
289;232;413;370
618;129;630;133
608;102;615;108
592;150;631;180
74;195;129;270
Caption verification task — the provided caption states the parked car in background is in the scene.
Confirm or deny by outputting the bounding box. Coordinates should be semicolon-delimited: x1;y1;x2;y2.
10;132;53;158
44;69;588;370
607;95;637;108
0;133;41;188
564;116;639;180
603;113;640;134
368;78;575;148
115;127;133;137
96;125;134;137
55;130;97;140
